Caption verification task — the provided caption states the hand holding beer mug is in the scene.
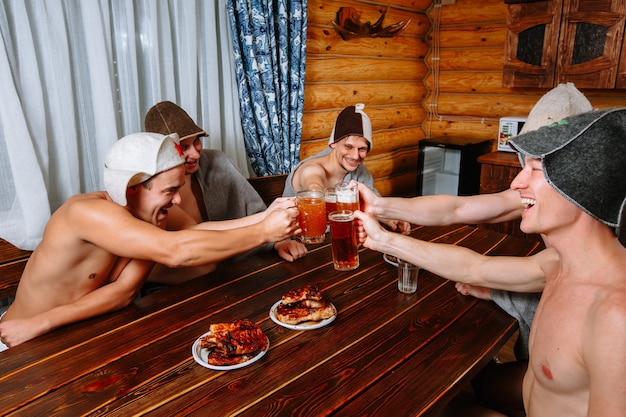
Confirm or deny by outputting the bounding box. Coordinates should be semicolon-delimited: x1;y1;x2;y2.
296;190;326;244
328;210;359;271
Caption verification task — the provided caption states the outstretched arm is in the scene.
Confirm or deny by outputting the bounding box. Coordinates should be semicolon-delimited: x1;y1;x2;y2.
358;182;523;226
354;210;553;293
74;198;300;269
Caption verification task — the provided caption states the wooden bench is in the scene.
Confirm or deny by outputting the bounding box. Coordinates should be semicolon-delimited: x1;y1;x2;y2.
247;173;288;206
0;238;31;303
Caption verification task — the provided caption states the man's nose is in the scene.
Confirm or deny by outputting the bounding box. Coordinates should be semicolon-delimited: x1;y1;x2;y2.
187;146;201;159
172;191;182;205
510;167;529;190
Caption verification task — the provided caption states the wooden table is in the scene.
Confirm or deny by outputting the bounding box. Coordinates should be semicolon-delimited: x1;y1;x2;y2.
0;225;543;416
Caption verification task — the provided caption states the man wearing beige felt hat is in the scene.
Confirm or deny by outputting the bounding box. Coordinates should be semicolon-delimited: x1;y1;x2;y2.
0;132;300;351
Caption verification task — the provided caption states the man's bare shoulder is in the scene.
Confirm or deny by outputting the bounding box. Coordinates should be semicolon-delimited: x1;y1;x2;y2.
583;271;626;378
297;159;327;176
292;158;328;191
64;191;110;203
592;259;626;317
48;191;130;236
62;191;121;211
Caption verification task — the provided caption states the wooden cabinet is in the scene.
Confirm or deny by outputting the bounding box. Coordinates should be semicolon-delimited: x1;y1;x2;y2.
503;0;626;89
477;152;542;242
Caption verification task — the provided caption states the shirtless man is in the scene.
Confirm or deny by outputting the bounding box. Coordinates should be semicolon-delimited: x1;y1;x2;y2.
144;101;307;284
356;108;626;416
282;103;410;234
358;83;592;359
0;132;299;350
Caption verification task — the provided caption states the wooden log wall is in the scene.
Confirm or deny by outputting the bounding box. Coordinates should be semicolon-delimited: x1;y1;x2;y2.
303;0;431;197
423;0;625;143
303;0;624;198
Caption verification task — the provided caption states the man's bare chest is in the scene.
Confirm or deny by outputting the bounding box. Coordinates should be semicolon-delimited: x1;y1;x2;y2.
530;285;589;391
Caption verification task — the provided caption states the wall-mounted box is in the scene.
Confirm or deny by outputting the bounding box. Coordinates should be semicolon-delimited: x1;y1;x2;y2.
498;117;526;152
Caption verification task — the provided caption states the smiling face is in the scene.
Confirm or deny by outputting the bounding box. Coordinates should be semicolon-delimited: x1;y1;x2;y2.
126;165;185;227
330;135;369;172
179;135;203;175
511;156;583;237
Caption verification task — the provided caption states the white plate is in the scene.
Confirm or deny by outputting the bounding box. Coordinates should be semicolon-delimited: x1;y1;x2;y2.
383;253;398;267
269;300;337;330
192;332;269;370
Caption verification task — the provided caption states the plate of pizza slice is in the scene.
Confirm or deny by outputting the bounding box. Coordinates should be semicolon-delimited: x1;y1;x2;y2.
192;319;270;370
269;284;337;330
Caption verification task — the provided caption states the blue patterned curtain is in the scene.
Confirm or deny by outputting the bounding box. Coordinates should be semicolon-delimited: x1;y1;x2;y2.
226;0;307;176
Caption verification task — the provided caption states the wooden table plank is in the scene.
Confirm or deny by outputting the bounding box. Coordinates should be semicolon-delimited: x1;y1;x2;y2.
136;274;454;416
334;300;517;417
235;280;480;417
0;225;533;417
9;245;394;415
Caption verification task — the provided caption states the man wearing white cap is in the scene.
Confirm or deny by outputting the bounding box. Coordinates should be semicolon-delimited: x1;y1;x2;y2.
282;103;410;234
355;108;626;416
0;133;300;350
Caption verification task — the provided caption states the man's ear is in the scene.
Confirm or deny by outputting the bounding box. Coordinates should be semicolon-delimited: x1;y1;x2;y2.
329;142;337;149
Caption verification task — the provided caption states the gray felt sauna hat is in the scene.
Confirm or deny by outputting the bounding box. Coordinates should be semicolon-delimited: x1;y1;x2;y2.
508;108;626;234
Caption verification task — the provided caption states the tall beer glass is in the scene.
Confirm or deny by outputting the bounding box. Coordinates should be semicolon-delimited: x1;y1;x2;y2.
335;182;359;212
328;210;359;271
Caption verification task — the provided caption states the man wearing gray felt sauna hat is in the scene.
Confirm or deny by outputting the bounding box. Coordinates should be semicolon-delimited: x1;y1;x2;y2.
508;107;626;242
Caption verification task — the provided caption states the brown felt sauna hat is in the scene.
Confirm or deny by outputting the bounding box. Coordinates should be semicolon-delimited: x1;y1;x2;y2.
329;103;372;151
145;101;207;141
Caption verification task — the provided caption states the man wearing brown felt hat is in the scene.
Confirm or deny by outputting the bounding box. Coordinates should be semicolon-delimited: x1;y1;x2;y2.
281;103;411;234
144;101;307;284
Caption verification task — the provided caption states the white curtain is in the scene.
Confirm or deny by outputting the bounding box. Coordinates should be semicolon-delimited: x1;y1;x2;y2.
0;0;247;250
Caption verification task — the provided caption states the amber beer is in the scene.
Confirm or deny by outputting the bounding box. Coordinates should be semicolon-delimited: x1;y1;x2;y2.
296;190;326;244
335;182;359;212
328;210;359;271
324;188;337;220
